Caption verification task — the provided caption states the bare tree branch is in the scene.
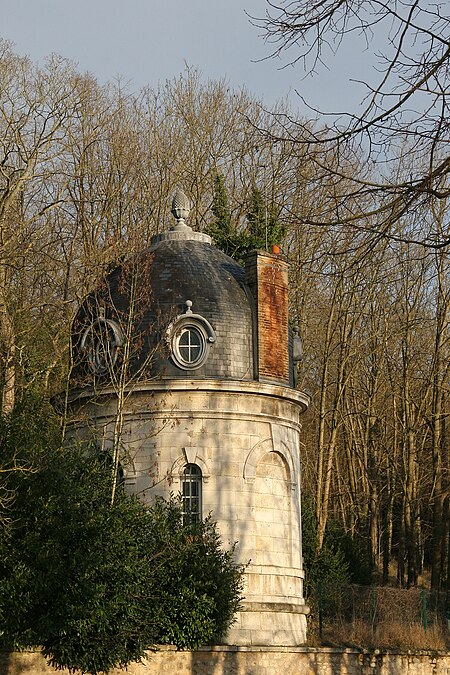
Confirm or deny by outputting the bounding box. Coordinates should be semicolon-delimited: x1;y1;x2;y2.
252;1;450;247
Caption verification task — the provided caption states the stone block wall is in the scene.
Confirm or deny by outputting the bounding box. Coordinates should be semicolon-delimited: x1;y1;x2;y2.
3;647;450;675
66;379;310;647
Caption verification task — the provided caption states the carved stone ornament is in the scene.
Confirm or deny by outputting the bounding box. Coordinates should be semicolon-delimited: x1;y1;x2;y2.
171;189;191;225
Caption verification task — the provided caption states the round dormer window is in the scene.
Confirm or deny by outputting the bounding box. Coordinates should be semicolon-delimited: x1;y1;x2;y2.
81;316;123;375
167;301;215;371
172;323;207;369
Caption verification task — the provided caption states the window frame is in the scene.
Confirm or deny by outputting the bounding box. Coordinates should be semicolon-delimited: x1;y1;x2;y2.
80;317;123;374
181;463;202;524
172;321;209;369
166;305;216;371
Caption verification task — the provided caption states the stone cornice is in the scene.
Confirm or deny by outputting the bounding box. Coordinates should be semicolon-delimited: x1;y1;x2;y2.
64;379;310;413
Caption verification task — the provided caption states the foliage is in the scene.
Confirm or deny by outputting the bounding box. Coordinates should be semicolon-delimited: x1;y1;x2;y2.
206;173;235;254
206;173;249;263
0;395;61;524
326;519;374;586
246;185;285;252
207;176;286;264
302;495;349;592
143;501;244;650
302;494;374;594
0;402;244;675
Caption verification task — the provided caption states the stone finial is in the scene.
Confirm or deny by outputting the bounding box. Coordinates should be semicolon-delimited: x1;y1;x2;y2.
171;189;191;227
150;189;212;246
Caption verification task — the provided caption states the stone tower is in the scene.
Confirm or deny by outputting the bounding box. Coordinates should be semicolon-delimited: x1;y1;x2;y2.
67;191;310;646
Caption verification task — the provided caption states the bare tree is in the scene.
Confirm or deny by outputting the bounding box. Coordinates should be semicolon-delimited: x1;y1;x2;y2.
0;41;84;413
254;1;450;248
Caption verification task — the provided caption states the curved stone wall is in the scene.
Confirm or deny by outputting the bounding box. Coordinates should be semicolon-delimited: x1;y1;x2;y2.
67;380;310;646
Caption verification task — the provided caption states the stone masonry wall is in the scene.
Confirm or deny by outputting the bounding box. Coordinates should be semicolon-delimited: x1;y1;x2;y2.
67;381;309;647
3;647;450;675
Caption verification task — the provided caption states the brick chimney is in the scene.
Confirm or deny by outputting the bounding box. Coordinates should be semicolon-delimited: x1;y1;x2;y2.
245;250;290;384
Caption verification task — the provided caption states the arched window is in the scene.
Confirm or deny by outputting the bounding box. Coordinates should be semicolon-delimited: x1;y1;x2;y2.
181;463;202;523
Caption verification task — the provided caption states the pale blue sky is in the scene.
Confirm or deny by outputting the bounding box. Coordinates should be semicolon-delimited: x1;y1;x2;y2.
1;0;371;113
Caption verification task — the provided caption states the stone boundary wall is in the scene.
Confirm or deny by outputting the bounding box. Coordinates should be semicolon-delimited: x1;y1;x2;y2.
2;646;450;675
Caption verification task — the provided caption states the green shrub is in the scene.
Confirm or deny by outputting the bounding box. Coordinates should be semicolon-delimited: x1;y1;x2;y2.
0;401;244;674
301;495;349;593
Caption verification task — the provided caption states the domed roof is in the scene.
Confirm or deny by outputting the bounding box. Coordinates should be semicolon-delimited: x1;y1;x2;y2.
71;208;254;385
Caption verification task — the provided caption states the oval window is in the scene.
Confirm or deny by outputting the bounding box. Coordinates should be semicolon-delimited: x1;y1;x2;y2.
172;324;207;369
81;318;123;374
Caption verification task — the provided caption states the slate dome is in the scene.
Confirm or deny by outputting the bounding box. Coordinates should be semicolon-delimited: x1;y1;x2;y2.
71;220;254;385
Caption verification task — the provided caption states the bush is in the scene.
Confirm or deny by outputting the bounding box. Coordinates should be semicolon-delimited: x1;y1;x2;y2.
302;495;375;592
301;496;349;592
0;402;244;674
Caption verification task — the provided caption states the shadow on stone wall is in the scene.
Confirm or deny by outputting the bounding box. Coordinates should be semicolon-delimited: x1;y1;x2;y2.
0;651;52;675
2;647;450;675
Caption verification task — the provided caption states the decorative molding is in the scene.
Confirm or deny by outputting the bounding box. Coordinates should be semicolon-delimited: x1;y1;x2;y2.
244;434;296;487
170;450;211;484
184;446;197;464
66;378;310;412
243;437;273;483
271;424;298;490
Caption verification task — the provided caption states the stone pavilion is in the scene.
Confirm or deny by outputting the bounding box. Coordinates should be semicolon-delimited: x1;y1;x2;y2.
66;190;310;646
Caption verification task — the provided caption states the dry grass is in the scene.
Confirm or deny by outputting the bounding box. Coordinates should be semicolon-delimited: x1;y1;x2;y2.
318;619;449;651
307;584;450;651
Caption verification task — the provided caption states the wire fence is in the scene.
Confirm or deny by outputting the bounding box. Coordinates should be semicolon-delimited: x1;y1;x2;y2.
306;583;450;650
